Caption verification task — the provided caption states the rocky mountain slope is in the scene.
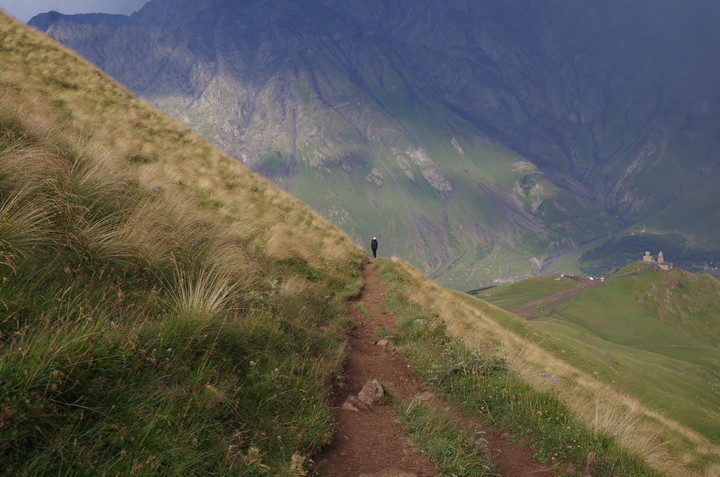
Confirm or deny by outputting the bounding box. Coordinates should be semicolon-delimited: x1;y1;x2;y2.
29;0;720;288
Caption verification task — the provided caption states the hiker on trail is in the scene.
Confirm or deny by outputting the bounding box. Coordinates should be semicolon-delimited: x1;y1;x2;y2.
371;237;378;258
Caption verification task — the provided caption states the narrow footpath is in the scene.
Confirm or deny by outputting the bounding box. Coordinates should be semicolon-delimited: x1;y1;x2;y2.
312;263;555;476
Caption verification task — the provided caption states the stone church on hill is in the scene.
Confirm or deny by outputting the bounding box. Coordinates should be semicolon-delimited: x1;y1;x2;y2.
641;250;673;270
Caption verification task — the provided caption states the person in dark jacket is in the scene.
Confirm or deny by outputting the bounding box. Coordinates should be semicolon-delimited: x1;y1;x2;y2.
371;237;378;258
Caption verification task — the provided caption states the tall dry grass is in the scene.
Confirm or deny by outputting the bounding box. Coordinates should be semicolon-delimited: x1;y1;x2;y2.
0;187;53;271
0;12;367;473
170;264;238;319
0;12;363;280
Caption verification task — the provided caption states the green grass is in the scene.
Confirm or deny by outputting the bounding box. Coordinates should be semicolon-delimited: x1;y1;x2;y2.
482;268;720;443
355;302;371;317
0;90;364;474
377;260;658;476
476;275;579;309
398;400;497;476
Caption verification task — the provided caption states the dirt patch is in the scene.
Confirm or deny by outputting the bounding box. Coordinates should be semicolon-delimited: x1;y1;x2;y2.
510;276;603;319
312;263;556;476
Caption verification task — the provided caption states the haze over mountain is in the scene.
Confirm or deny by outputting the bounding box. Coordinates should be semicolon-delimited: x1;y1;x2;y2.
29;0;720;288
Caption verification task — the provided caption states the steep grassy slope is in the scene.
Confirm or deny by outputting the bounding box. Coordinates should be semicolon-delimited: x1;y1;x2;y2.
0;13;366;474
482;266;720;443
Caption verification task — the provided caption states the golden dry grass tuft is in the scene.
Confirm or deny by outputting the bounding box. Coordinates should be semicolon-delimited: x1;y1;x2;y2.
0;186;53;270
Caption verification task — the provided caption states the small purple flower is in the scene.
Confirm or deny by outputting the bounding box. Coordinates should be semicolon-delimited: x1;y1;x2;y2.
540;373;547;378
552;376;560;382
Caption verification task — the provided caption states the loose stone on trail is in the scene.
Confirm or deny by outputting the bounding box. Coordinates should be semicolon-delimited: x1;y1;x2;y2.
342;394;372;412
341;380;384;411
358;379;384;405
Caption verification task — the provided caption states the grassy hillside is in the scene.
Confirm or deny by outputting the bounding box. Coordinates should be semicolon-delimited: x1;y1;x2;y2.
2;11;720;476
0;13;366;475
482;266;720;443
388;259;720;475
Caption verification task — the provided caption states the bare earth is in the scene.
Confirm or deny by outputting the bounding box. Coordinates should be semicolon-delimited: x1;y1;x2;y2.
509;275;603;319
511;266;657;320
311;263;555;476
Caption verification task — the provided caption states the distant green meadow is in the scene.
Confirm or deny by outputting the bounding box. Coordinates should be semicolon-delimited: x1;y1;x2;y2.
481;266;720;442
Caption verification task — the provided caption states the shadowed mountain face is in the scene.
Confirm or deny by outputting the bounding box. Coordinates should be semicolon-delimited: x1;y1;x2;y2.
30;0;720;288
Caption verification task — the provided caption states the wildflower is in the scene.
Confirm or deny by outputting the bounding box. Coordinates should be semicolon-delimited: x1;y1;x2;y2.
540;373;547;378
552;376;560;382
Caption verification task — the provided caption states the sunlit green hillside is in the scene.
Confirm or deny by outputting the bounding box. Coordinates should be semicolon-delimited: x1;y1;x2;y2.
482;266;720;442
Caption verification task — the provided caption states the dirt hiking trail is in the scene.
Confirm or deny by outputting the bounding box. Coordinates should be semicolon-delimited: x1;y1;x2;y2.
312;263;555;476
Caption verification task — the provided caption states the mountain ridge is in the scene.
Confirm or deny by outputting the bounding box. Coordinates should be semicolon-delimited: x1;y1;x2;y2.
29;0;720;288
